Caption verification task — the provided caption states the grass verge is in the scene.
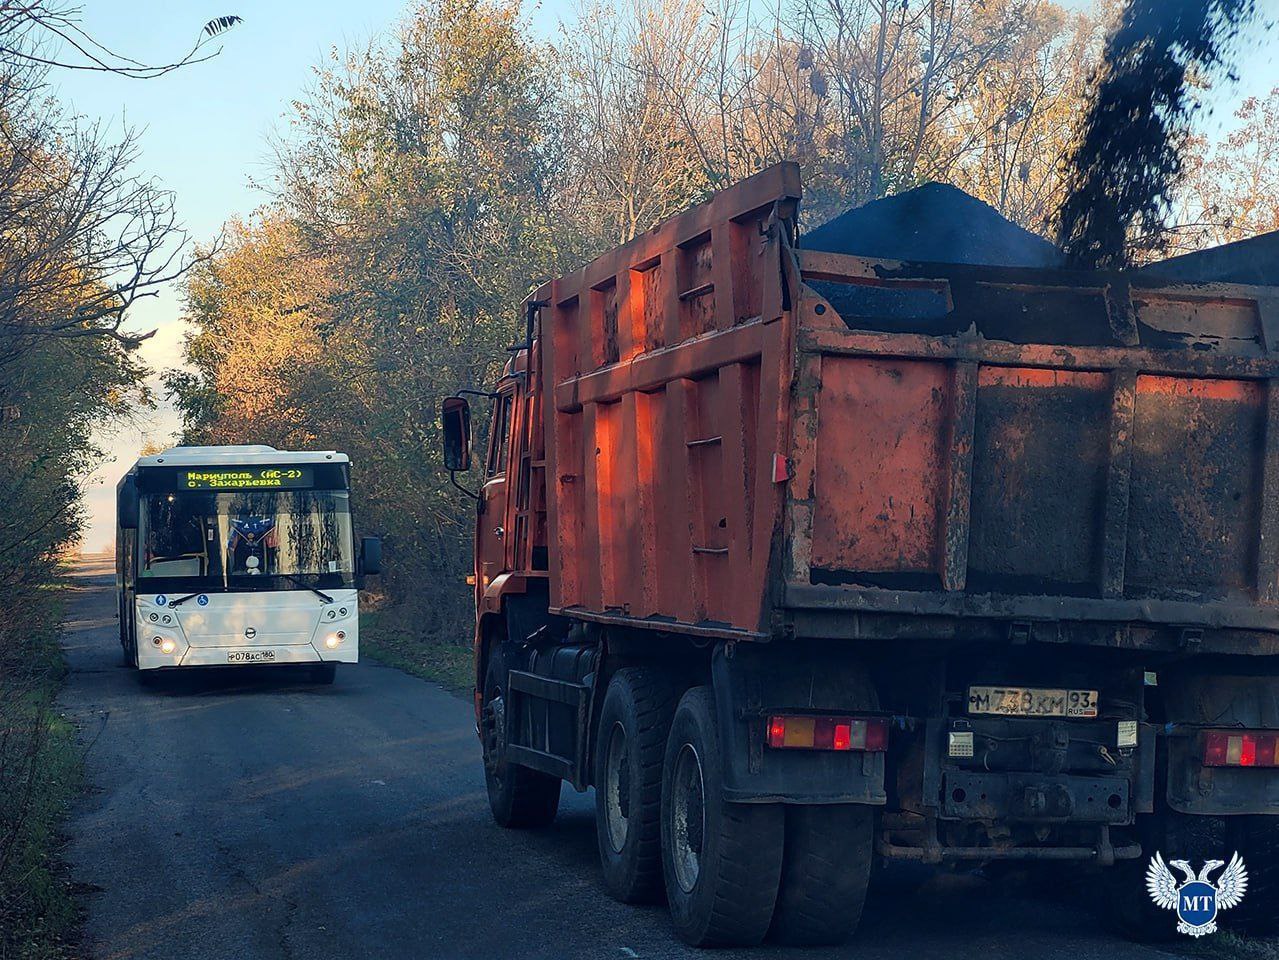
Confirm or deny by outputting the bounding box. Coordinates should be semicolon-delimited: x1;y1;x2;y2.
359;606;473;695
1177;930;1279;960
0;587;84;960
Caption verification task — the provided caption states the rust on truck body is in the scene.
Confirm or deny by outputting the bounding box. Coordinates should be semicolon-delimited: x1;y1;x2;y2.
534;163;799;640
508;161;1279;655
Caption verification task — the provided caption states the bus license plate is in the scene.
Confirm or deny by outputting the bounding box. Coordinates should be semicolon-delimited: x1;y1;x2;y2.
968;686;1098;718
228;650;276;663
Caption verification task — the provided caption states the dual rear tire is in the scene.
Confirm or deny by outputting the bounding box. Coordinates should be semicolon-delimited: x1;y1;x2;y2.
486;662;876;946
594;668;677;902
597;679;874;947
659;686;785;946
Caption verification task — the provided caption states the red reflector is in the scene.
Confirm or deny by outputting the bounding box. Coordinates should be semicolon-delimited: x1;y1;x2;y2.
1240;735;1258;767
833;722;851;751
768;717;786;748
766;715;888;752
1203;730;1279;767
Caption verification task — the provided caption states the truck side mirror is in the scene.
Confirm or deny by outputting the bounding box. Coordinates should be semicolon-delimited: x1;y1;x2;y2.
441;396;472;472
360;536;382;576
117;475;139;530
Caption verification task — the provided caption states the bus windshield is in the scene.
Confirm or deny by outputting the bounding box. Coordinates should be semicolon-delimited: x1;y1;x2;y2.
138;489;354;588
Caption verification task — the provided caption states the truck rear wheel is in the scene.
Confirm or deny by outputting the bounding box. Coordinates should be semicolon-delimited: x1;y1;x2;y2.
482;652;561;829
1106;807;1224;941
594;667;677;903
1228;814;1279;935
661;687;784;946
770;803;874;945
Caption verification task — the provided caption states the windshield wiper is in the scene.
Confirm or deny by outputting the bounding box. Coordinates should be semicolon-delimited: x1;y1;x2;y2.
277;573;334;604
169;578;334;605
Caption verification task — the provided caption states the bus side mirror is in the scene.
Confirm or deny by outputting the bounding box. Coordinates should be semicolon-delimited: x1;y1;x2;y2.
117;476;138;530
441;396;472;472
360;536;382;576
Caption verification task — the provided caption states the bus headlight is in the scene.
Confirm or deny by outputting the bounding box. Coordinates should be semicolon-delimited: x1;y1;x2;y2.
159;637;177;655
324;631;345;650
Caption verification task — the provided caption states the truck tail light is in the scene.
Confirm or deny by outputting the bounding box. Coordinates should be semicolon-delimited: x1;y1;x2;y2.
1202;731;1279;767
766;715;888;752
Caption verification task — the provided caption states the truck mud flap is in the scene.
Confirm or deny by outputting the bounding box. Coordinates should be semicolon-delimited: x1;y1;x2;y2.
1166;732;1279;815
504;643;596;791
711;642;887;804
1163;671;1279;815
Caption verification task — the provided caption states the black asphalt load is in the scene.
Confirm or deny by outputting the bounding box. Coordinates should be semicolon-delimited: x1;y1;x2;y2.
58;557;1185;960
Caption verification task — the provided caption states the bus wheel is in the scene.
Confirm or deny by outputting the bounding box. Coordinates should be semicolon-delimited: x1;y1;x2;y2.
661;687;783;947
770;804;874;945
481;652;560;828
594;667;676;903
310;663;337;684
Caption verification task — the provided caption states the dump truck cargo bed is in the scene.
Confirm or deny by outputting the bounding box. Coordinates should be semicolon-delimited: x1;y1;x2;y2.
536;162;1279;654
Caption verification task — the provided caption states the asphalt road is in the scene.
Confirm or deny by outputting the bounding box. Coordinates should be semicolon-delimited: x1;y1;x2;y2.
59;557;1200;960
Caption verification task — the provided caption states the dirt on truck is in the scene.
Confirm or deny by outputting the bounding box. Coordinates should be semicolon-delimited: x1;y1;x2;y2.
439;162;1279;947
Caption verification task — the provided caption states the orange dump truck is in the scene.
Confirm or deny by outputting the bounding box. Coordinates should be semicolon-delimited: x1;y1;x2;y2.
439;163;1279;945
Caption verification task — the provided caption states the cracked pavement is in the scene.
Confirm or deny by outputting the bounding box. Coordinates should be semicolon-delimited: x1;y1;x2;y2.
58;556;1215;960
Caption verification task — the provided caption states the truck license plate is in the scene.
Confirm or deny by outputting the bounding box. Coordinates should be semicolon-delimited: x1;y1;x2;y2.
968;686;1098;718
227;650;276;663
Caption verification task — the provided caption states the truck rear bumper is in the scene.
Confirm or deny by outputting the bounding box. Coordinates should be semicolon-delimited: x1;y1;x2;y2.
941;770;1130;823
878;837;1144;863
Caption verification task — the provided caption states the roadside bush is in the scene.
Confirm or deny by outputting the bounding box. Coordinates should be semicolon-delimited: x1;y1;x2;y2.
0;588;82;960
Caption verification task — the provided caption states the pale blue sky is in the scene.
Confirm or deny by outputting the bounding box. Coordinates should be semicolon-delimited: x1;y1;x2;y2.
66;0;1277;550
69;0;573;549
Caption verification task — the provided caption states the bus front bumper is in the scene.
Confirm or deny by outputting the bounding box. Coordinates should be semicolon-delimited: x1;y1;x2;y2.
138;643;358;670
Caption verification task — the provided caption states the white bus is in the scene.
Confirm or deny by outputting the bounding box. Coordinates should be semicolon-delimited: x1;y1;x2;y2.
115;445;380;684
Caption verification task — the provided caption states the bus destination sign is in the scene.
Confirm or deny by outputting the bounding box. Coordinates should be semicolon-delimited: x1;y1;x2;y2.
182;467;313;490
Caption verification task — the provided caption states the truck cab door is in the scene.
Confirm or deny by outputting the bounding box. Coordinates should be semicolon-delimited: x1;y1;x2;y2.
477;387;515;605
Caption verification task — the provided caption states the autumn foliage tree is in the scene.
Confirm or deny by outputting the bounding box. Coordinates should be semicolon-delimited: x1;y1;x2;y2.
1176;86;1279;249
175;0;567;618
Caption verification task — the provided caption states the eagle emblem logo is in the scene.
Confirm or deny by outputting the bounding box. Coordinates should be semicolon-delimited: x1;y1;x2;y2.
1146;852;1248;937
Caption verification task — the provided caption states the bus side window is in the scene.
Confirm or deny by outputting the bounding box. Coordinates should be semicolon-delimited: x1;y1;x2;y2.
487;392;513;479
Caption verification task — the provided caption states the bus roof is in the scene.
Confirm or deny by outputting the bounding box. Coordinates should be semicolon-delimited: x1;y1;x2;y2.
133;445;349;468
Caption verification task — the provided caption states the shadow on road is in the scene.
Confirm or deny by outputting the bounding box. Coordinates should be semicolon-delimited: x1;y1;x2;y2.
129;664;345;697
